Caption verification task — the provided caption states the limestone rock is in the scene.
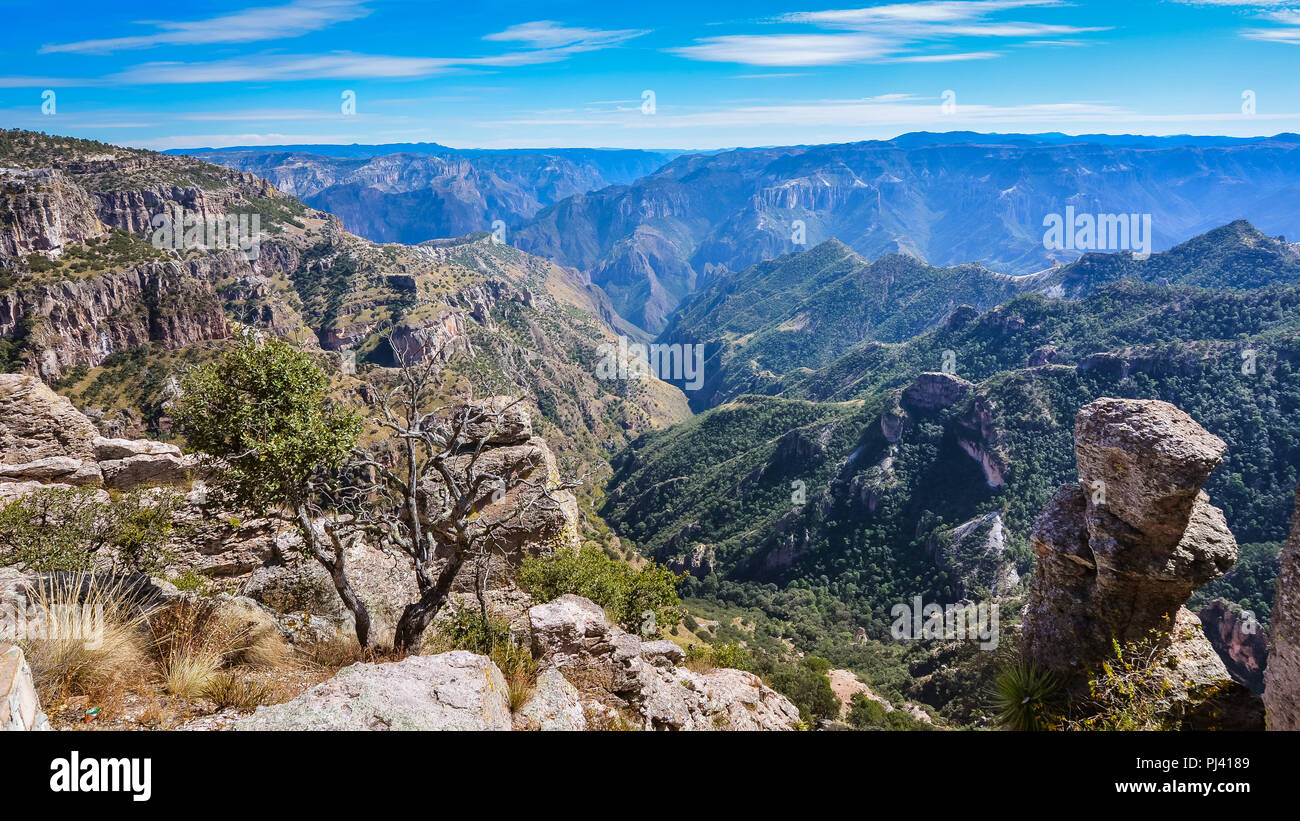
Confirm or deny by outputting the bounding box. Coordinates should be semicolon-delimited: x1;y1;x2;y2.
529;594;614;667
515;667;587;731
234;651;512;731
0;644;50;731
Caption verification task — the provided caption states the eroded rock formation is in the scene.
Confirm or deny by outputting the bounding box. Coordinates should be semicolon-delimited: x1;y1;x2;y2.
1021;398;1256;726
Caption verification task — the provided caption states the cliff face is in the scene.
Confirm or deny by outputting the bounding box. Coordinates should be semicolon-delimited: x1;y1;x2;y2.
1021;398;1257;725
1199;599;1268;693
0;169;106;257
0;255;235;380
1263;483;1300;729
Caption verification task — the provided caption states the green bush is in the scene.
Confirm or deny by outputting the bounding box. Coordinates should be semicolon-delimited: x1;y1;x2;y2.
518;545;683;636
0;487;182;573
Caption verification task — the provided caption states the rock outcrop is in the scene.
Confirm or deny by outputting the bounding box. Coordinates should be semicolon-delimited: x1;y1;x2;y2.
1264;482;1300;729
0;374;193;499
1021;398;1257;726
0;644;50;731
527;594;802;731
0;168;106;257
235;651;513;731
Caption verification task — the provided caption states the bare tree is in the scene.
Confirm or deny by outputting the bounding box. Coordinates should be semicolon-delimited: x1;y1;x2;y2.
347;340;582;652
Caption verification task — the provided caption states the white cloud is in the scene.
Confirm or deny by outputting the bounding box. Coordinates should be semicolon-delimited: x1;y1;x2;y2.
782;1;1064;26
673;34;894;66
40;0;371;54
109;53;457;84
484;21;648;50
672;0;1106;65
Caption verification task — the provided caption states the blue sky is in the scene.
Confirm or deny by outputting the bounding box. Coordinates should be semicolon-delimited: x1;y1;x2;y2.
0;0;1298;150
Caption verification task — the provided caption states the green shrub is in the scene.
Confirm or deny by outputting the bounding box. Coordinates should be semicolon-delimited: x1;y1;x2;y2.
518;545;683;636
0;487;182;573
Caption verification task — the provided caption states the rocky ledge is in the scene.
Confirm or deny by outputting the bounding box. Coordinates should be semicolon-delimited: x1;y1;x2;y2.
235;594;802;732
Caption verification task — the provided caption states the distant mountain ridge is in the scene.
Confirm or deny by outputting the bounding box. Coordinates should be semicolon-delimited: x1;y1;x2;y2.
182;144;676;246
512;133;1300;331
660;220;1300;410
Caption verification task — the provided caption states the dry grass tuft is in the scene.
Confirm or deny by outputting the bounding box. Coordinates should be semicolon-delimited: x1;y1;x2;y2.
146;596;291;696
18;572;149;702
203;671;274;709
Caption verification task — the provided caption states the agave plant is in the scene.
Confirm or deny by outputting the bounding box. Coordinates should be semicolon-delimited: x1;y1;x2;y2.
989;661;1061;731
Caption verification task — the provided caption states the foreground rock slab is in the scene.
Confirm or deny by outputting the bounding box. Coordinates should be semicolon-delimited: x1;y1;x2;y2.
235;651;512;731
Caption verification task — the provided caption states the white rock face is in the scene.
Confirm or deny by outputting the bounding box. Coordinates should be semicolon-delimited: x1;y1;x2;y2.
1;644;50;731
516;667;587;731
234;651;512;731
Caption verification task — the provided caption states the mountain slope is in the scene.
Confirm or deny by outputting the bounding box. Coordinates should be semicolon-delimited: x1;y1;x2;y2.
602;275;1300;683
665;221;1300;410
0;128;689;504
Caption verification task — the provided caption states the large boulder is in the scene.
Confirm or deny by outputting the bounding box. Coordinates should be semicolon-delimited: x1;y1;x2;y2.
1021;398;1256;726
515;667;587;731
1264;483;1300;729
0;374;98;465
234;651;512;731
455;396;532;445
529;594;615;667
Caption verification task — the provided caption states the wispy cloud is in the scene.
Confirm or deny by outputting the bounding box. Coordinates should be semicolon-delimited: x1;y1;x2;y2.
1178;2;1300;43
484;21;648;50
675;34;894;66
22;18;647;86
40;0;371;54
108;53;456;84
672;0;1106;66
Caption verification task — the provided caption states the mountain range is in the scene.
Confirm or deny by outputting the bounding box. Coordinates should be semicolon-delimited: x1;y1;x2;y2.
180;144;675;246
659;220;1300;410
511;133;1300;331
